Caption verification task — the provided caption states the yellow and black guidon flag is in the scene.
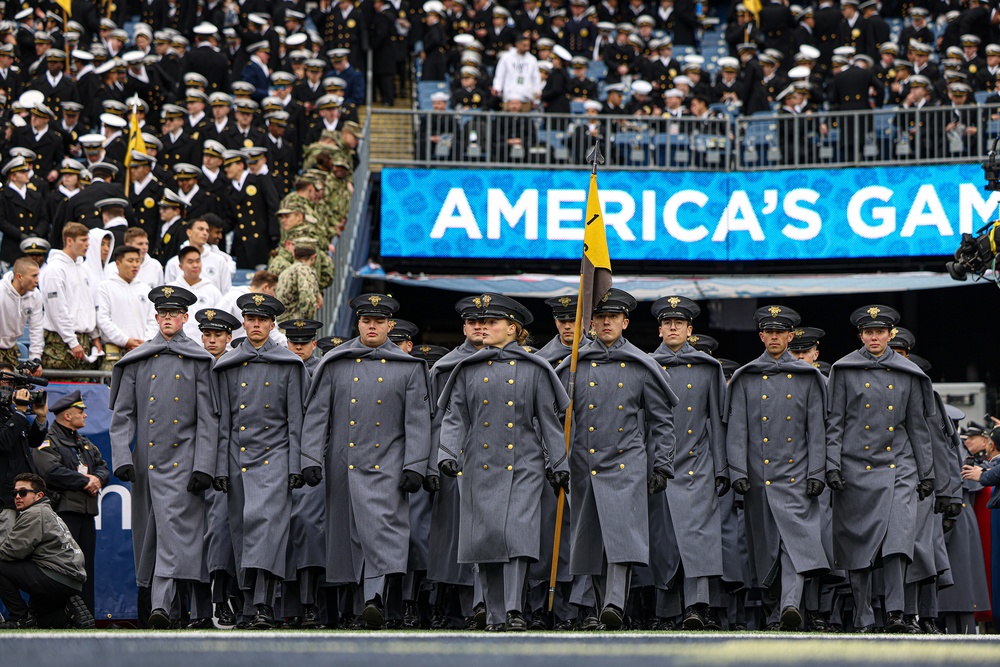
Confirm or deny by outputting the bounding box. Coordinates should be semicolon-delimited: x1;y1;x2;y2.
579;173;612;328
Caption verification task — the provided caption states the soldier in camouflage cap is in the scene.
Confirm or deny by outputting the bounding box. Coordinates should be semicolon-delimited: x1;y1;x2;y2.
274;237;322;324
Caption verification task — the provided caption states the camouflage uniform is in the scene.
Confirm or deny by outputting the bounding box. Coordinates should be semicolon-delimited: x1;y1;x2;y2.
42;330;94;372
277;193;322;245
269;225;334;290
275;249;321;324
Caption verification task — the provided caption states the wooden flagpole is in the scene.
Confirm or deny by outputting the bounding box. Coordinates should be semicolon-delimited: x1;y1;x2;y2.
548;135;604;613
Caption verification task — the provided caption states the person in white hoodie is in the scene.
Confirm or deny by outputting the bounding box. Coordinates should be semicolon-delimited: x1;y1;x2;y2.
103;227;163;287
175;246;223;341
40;223;103;371
83;228;114;304
96;245;157;371
162;218;233;295
0;257;44;368
491;34;542;108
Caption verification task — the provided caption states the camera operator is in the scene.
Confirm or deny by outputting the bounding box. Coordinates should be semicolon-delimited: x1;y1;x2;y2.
32;390;109;617
0;362;48;538
0;257;44;372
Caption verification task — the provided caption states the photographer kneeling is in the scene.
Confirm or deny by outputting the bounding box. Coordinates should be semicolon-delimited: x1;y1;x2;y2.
0;472;93;628
1;362;48;538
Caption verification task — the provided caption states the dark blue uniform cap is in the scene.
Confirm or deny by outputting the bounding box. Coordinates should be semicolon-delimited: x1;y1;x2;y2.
148;285;197;311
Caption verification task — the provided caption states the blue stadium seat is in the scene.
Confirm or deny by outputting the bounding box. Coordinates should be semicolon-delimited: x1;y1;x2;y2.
417;80;449;109
587;60;608;81
976;90;991;105
570;101;587;114
17;342;28;362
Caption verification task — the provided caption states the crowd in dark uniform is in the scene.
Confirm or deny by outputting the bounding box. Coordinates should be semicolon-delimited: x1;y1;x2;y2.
413;0;1000;165
0;0;365;274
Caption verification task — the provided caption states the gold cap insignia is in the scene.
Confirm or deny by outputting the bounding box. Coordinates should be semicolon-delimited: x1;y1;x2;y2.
481;294;491;308
388;319;396;328
369;295;381;307
252;294;265;306
601;291;610;302
161;287;174;299
794;328;804;338
889;327;898;340
205;309;216;321
668;296;681;308
688;335;699;344
559;296;572;308
295;320;306;328
768;306;781;317
332;337;343;345
867;306;880;319
472;296;482;308
420;345;432;354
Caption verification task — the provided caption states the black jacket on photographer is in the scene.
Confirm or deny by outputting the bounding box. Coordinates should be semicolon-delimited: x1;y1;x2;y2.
0;405;46;511
32;422;109;516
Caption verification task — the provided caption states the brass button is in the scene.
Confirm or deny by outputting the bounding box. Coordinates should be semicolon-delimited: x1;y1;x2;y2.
349;465;354;470
510;360;515;366
487;361;493;366
377;400;381;404
620;463;625;469
763;438;769;443
173;420;178;424
507;465;513;471
888;384;893;390
589;404;595;409
787;374;792;379
865;383;870;388
786;416;792;421
865;425;870;430
507;444;513;449
888;426;894;432
687;429;693;435
689;450;694;456
763;375;768;379
618;383;623;388
350;421;355;426
762;395;768;400
592;362;597;367
349;443;354;448
591;470;596;475
886;446;891;452
764;459;770;464
241;382;247;387
149;419;154;425
687;407;692;412
483;400;489;405
589;426;595;432
889;464;895;469
620;362;625;368
864;446;869;450
765;480;771;486
618;405;623;411
240;426;247;431
265;382;270;387
173;463;178;468
240;404;246;409
788;459;794;464
786;394;791;399
240;447;246;452
787;438;792;443
175;374;180;380
618;428;623;433
866;465;871;471
151;374;156;379
865;404;870;409
374;465;379;470
149;397;155;402
483;465;488;470
508;379;514;384
149;464;154;470
507;422;513;428
589;382;595;387
887;406;893;411
484;377;489;382
484;422;489;427
507;401;513;406
789;478;795;483
484;444;488;449
351;398;356;403
762;417;768;422
378;378;383;383
241;467;247;473
686;384;692;389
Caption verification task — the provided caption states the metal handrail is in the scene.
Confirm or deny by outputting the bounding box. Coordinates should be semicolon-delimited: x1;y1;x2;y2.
366;104;1000;171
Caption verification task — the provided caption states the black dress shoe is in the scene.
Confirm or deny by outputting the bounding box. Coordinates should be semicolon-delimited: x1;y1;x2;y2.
472;603;487;630
301;605;322;629
553;619;575;631
855;624;875;634
505;610;527;632
599;605;624;630
681;605;706;630
345;614;365;630
0;614;38;629
430;606;448;630
484;623;505;632
828;623;844;633
704;609;722;630
904;614;921;634
186;617;213;629
64;595;95;629
805;610;829;632
216;604;237;627
384;619;402;630
765;622;781;631
578;608;600;631
362;599;385;629
528;611;550;630
779;606;802;631
148;608;171;629
250;604;275;630
919;618;942;635
884;611;907;634
283;616;302;629
402;601;420;629
732;623;748;632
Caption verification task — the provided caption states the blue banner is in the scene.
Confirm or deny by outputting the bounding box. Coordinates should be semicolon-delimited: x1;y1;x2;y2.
380;164;1000;262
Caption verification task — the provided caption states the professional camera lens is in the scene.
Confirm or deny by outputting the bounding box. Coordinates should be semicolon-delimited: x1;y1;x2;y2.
945;261;968;281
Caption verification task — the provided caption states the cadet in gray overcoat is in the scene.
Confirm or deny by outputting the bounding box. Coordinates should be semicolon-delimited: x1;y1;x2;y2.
826;305;936;633
300;294;432;630
213;293;308;629
438;294;570;632
650;296;729;630
196;307;242;627
423;298;486;628
109;286;220;629
278;319;327;628
557;289;677;630
725;305;830;631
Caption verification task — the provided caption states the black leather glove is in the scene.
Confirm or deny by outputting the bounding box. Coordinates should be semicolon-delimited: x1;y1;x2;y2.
732;478;751;495
399;470;423;493
114;464;136;483
551;470;570;496
423;474;440;493
947;502;963;518
213;476;230;493
806;479;825;498
288;473;305;490
647;468;669;495
438;459;459;478
934;496;949;514
826;469;846;491
917;479;934;501
715;476;731;497
187;471;213;493
942;517;957;533
303;466;323;487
